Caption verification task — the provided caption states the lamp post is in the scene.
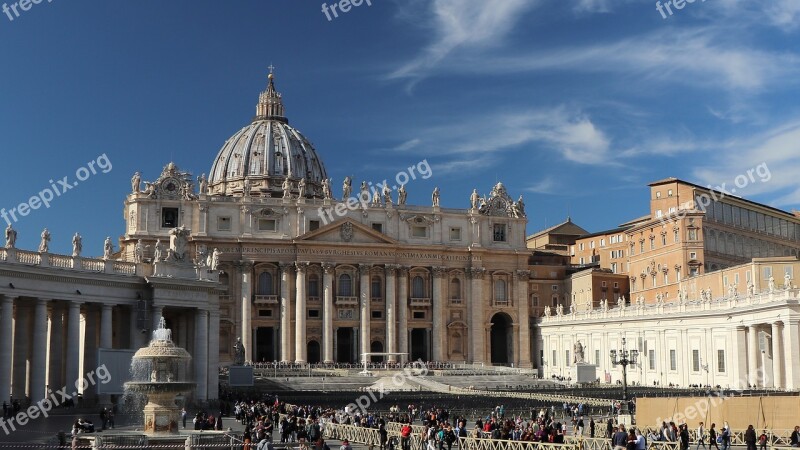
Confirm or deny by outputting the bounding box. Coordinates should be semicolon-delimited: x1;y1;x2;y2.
610;337;639;415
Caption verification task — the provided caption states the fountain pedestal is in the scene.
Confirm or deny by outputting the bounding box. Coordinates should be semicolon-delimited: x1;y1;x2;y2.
143;392;181;434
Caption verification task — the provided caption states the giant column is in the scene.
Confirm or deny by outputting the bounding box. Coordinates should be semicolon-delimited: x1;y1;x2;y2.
240;262;253;363
469;268;486;363
280;263;293;362
194;309;209;403
0;296;15;404
30;299;49;401
398;267;409;358
208;310;220;400
359;264;371;362
295;262;308;363
48;304;65;393
748;325;760;387
12;304;30;400
98;304;113;405
64;302;82;396
771;322;783;389
516;270;532;367
783;319;800;390
733;326;748;389
431;267;446;361
322;263;335;363
385;266;397;363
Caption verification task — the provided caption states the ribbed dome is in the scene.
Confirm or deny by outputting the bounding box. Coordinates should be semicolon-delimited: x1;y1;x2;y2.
208;73;328;198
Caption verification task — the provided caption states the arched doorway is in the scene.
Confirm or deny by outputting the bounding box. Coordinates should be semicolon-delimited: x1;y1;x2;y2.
490;313;513;365
307;341;321;364
370;341;384;363
336;328;355;363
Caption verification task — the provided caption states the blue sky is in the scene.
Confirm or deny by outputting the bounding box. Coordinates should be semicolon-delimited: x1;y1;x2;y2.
1;0;799;255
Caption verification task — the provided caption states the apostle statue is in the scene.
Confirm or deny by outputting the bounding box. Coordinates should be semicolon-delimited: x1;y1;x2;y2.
197;173;208;195
515;195;526;217
342;176;352;200
103;237;114;260
360;181;368;201
383;183;393;206
322;178;332;200
747;280;755;297
242;177;252;197
398;184;407;205
768;276;776;293
372;188;381;206
233;337;246;366
298;177;307;199
470;189;480;210
153;239;164;264
785;272;792;290
134;239;145;263
5;224;17;249
432;187;440;207
131;171;141;193
38;228;51;253
210;248;221;271
544;305;552;317
72;233;82;257
168;226;190;261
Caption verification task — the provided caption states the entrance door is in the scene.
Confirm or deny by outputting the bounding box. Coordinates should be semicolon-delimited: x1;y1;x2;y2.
490;313;513;365
410;329;429;362
336;328;355;363
307;341;321;364
256;327;275;362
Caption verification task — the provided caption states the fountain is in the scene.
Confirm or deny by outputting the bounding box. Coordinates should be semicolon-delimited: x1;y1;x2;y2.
124;317;195;435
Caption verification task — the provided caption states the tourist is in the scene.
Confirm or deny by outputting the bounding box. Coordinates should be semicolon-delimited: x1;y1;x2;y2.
340;439;352;450
720;426;731;450
626;429;637;450
790;426;799;447
696;422;707;450
181;408;187;428
613;424;628;450
745;425;757;450
635;429;646;450
576;416;584;436
709;424;719;450
680;424;690;450
758;430;768;450
401;422;413;450
590;417;595;438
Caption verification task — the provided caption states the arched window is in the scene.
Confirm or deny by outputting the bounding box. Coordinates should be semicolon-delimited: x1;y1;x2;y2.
412;276;425;298
495;280;507;301
257;272;273;295
371;276;382;299
338;274;352;296
450;278;461;299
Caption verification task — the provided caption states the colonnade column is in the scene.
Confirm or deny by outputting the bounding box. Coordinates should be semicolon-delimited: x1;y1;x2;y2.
295;262;308;363
64;302;81;397
207;310;220;400
359;265;371;362
733;326;748;389
771;322;784;389
0;296;15;404
194;309;208;403
385;266;397;363
469;268;486;363
30;298;49;401
98;304;113;406
47;304;65;396
431;267;446;361
240;261;253;363
748;325;760;387
516;270;532;368
280;263;293;362
322;263;335;363
783;319;800;390
12;304;30;400
398;267;409;359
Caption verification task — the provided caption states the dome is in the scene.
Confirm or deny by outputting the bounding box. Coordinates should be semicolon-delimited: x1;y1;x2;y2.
208;73;328;198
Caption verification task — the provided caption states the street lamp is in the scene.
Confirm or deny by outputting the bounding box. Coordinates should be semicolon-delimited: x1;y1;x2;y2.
610;337;639;415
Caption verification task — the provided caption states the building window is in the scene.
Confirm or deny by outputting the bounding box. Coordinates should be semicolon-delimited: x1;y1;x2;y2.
493;224;506;242
668;189;673;197
338;274;352;296
371;276;382;299
640;241;645;253
565;350;570;367
450;278;461;300
674;230;679;243
669;349;677;371
372;223;383;233
763;266;772;278
531;295;539;306
590;241;596;249
551;285;558;291
412;276;425;298
656;209;663;218
553;350;557;367
450;227;462;241
162;208;179;228
579;257;585;265
257;272;273;295
258;219;277;231
308;274;320;298
690;252;697;259
649;350;656;370
688;229;698;241
602;281;607;287
308;309;320;319
309;220;320;231
595;349;600;365
258;309;273;317
717;349;726;373
217;216;232;231
656;191;662;198
611;263;618;273
579;243;585;251
650;237;655;250
412;311;425;320
551;295;558;306
600;238;606;247
411;226;428;238
494;280;507;302
371;310;382;319
692;350;700;372
662;235;667;245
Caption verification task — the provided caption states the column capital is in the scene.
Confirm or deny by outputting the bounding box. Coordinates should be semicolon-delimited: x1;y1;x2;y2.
515;270;531;281
295;261;310;273
432;266;448;278
397;266;410;277
385;264;400;276
467;267;486;279
0;295;17;303
279;262;294;274
322;262;336;274
358;264;371;275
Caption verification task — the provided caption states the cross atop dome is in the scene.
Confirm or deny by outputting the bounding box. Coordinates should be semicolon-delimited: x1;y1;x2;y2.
255;66;286;123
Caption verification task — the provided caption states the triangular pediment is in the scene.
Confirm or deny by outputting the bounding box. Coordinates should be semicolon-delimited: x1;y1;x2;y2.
297;218;397;245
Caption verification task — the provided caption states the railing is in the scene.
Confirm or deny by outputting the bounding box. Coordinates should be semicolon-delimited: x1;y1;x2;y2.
81;258;105;272
410;297;432;307
255;295;279;305
450;298;463;305
113;261;137;275
336;296;359;306
308;296;321;303
372;297;384;303
50;254;74;268
16;249;41;265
